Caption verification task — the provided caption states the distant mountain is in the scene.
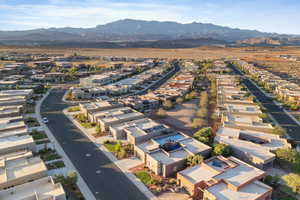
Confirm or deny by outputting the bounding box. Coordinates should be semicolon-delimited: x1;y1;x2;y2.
0;19;298;48
237;36;300;46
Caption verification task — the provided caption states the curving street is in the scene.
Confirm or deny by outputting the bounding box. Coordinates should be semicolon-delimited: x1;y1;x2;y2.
41;88;148;200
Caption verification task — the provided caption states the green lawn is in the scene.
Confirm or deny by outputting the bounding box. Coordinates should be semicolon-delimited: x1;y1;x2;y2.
134;171;152;185
81;122;94;129
104;143;118;152
31;132;48;140
68;106;81;112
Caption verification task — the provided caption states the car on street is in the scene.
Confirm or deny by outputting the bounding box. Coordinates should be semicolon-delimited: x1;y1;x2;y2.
42;117;49;124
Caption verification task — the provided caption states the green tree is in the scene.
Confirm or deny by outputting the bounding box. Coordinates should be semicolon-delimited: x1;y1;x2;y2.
213;144;231;157
187;155;204;167
263;175;280;188
96;124;101;134
272;126;286;137
115;142;122;152
193;127;213;146
163;100;173;110
67;171;78;185
196;108;208;118
156;108;167;118
176;97;184;104
283;173;300;195
191;118;206;129
275;148;300;164
54;174;66;185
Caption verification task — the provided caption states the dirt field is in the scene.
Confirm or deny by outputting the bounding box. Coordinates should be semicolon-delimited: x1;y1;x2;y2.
150;99;198;135
1;46;300;59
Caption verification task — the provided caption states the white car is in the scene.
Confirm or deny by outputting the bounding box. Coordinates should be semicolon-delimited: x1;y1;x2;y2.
42;117;49;124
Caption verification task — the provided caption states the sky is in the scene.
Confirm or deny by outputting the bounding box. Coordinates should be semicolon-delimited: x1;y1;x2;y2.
0;0;299;34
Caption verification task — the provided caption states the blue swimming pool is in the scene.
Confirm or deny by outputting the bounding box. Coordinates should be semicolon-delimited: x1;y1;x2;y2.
154;133;184;145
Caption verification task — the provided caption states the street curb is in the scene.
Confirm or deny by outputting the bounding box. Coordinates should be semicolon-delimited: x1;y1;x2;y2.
63;109;158;200
36;88;97;200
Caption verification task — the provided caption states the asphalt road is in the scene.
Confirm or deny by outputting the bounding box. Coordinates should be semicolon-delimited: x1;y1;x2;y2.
41;88;148;200
229;63;300;142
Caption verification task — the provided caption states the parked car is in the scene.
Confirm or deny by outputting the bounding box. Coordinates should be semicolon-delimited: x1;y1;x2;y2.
42;117;49;124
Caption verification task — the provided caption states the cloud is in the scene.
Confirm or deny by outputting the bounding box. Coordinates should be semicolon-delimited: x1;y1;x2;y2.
0;0;192;30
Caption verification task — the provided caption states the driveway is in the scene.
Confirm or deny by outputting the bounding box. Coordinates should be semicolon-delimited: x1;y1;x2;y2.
41;88;148;200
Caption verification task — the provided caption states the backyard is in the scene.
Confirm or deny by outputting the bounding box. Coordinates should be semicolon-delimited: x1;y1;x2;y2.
73;113;95;129
131;164;188;197
103;140;134;159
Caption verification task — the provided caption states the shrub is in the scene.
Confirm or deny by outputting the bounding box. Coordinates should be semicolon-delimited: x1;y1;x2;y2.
68;106;80;112
263;175;280;188
275;148;300;164
134;171;152;185
193;127;213;146
163;100;173;110
187;155;204;167
67;171;78;185
191;118;206;128
272;126;286;137
213;144;231;157
176;97;184;104
283;173;300;195
156;108;167;118
196;108;208;118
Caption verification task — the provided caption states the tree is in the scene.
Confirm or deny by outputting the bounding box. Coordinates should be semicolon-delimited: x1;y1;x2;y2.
95;124;101;134
283;173;300;194
163;100;173;110
115;142;122;152
196;108;208;118
187;155;204;167
67;171;78;185
156;108;167;118
274;148;300;165
54;174;67;185
193;127;213;146
263;175;280;188
191;118;206;128
176;97;184;104
272;126;285;137
213;144;231;157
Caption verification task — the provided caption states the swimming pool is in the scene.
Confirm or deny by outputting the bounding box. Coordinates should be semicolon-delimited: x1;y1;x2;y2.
154;133;184;145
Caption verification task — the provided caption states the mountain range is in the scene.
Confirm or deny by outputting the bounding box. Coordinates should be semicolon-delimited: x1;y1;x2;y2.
0;19;299;48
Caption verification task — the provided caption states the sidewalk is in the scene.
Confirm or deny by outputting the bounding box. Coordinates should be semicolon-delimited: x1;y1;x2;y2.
63;109;158;200
35;89;97;200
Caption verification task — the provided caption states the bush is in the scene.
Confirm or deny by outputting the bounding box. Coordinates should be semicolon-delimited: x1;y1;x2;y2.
272;126;286;137
275;148;300;164
68;106;80;112
196;108;208;118
67;171;78;185
156;108;167;118
193;127;213;146
213;143;231;157
176;97;184;104
191;118;206;128
263;175;280;188
163;100;173;110
283;173;300;195
134;171;152;185
187;155;204;167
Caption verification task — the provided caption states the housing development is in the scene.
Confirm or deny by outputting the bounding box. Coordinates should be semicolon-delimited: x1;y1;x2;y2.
0;50;300;200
